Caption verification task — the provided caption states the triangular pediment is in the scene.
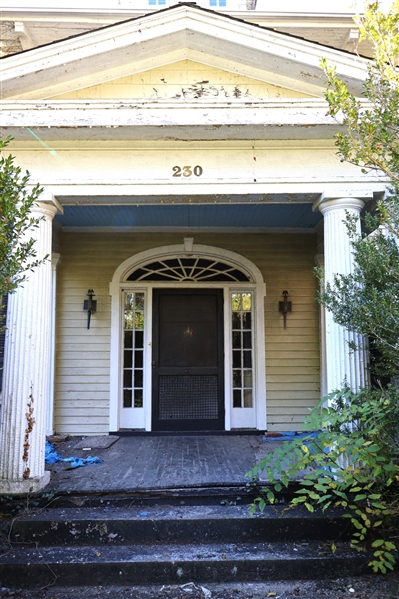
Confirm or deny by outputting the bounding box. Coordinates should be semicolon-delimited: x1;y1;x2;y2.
53;60;311;102
0;3;369;101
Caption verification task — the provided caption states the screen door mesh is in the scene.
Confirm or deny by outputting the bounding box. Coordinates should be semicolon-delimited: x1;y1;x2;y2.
159;375;218;419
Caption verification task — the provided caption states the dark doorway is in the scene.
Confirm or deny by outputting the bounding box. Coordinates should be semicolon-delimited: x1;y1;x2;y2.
152;289;224;431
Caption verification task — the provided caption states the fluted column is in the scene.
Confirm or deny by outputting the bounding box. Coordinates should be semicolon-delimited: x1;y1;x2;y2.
47;252;61;436
0;201;58;494
319;197;368;394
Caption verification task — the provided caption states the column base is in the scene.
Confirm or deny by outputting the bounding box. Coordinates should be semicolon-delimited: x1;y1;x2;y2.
0;470;50;495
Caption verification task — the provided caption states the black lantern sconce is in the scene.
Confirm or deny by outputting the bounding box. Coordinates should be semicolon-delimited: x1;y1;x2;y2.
279;290;292;329
83;289;97;329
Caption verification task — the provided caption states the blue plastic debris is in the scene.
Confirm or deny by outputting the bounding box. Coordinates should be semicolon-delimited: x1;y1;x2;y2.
139;511;148;517
45;441;102;468
262;431;318;442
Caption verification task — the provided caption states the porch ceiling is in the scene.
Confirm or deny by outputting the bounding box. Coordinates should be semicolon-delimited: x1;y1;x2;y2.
55;203;323;230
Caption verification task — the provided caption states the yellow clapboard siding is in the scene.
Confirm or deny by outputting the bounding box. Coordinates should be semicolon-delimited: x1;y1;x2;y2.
267;391;320;400
55;379;109;387
55;231;320;433
267;375;321;384
55;400;110;408
266;357;320;365
266;398;320;407
58;366;110;375
267;407;316;415
55;408;109;417
55;424;109;435
55;392;110;400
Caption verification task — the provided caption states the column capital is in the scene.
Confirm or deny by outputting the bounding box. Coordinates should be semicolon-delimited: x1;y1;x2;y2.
31;200;60;220
318;197;365;215
33;191;63;218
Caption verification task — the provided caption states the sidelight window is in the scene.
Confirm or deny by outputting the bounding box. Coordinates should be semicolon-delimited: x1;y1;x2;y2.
123;292;145;409
231;292;253;408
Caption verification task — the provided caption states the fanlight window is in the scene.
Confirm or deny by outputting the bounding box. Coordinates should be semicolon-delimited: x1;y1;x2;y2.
127;257;251;283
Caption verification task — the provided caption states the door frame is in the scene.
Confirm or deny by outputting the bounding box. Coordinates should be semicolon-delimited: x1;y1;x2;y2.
109;242;266;432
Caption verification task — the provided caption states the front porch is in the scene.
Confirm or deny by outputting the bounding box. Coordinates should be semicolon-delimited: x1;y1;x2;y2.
44;433;269;496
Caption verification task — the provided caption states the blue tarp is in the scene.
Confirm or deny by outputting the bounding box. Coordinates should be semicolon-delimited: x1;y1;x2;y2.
45;441;102;468
262;431;319;442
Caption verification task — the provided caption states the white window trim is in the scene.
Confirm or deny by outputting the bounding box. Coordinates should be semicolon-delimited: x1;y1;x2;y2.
109;243;266;432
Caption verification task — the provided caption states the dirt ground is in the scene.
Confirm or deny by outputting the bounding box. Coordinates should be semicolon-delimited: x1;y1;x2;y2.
1;576;399;599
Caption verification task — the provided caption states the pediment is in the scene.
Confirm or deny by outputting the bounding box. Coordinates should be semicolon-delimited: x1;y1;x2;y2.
0;3;369;101
53;60;311;102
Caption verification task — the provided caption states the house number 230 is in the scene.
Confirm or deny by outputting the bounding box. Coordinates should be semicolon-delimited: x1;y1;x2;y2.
172;165;203;177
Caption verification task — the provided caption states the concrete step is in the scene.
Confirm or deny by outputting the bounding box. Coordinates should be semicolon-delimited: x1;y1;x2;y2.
0;540;369;588
10;504;352;546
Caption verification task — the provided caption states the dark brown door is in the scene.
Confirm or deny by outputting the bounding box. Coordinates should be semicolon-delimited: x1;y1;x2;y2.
152;289;224;431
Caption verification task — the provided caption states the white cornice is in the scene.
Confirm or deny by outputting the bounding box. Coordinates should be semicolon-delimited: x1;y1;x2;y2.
1;98;343;141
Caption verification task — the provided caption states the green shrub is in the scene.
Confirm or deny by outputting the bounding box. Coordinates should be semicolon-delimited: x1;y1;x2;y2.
247;387;399;573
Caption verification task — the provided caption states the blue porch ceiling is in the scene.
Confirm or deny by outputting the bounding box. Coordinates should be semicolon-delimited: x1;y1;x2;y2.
55;204;322;229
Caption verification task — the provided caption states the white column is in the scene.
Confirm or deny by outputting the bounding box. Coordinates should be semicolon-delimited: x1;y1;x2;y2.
319;197;368;394
315;253;328;399
47;252;61;436
0;201;58;494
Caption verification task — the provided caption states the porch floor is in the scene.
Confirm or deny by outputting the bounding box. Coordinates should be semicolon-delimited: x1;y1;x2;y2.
45;434;278;495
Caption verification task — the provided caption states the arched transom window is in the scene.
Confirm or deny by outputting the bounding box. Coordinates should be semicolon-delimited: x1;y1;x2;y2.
127;257;252;283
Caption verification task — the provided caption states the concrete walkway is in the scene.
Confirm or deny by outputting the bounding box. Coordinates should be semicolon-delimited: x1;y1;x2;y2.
45;434;271;494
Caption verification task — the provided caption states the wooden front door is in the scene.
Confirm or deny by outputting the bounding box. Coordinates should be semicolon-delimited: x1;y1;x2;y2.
152;289;224;431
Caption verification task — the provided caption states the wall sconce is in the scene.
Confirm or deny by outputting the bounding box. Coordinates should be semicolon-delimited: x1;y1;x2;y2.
279;290;292;329
83;289;97;329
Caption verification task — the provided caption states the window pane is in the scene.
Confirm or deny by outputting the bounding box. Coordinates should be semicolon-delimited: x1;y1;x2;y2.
232;331;241;349
243;331;251;349
124;350;133;369
232;350;241;368
123;370;132;388
233;370;242;388
233;389;242;408
134;389;143;408
231;293;241;311
232;312;241;329
124;331;133;349
243;370;253;388
124;312;134;329
124;293;135;310
123;389;132;408
135;330;144;349
243;350;252;368
242;312;251;330
135;293;144;310
135;350;143;368
242;293;252;311
134;370;143;388
244;389;253;408
135;312;144;330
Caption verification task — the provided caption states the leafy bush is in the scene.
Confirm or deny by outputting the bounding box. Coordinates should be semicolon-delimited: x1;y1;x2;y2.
247;387;399;573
